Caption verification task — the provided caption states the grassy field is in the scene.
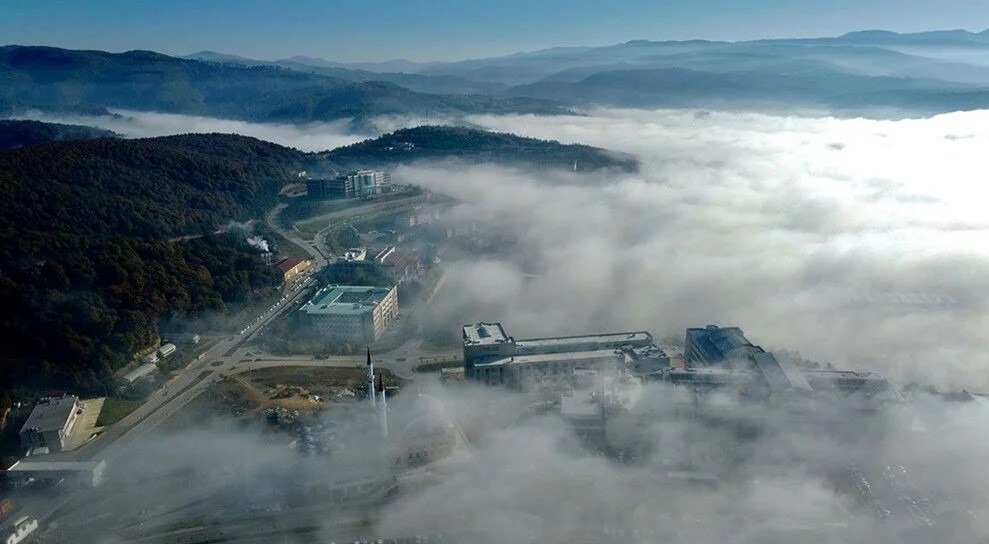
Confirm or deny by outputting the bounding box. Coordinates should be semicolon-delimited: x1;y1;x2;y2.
96;397;143;427
268;226;311;261
295;217;336;237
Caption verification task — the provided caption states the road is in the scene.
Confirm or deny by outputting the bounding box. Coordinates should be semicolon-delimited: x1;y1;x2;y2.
95;196;430;459
269;194;430;268
28;197;460;543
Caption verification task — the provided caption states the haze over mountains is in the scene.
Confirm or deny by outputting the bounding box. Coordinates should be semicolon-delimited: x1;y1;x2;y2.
3;27;989;130
0;46;568;126
188;28;989;116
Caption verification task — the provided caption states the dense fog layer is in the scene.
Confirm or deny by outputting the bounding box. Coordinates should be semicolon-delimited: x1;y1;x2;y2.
74;382;989;543
10;109;363;152
405;108;989;388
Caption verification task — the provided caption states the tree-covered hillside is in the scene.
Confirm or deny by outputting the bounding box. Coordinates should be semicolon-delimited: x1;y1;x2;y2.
322;126;639;172
0;134;308;400
0;119;117;151
0;133;306;238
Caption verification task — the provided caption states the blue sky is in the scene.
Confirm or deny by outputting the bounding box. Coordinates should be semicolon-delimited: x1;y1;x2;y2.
2;0;988;62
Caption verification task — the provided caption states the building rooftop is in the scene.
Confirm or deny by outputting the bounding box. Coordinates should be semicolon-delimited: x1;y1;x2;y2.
686;325;752;364
6;460;104;473
19;396;78;434
752;352;813;392
463;322;511;345
561;389;602;419
477;349;624;368
277;258;307;274
300;285;393;316
122;363;158;383
342;248;368;262
515;331;653;351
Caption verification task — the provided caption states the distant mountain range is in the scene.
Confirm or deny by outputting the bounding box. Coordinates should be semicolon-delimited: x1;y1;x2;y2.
185;28;989;116
3;27;989;130
0;46;567;124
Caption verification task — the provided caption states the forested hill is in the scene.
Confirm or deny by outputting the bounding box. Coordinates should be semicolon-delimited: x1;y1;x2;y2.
0;133;308;399
321;126;639;172
0;46;569;123
0;119;118;151
0;133;307;238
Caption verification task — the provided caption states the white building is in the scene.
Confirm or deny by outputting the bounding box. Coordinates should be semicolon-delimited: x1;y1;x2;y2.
347;169;391;197
299;285;399;343
121;362;159;386
462;323;667;388
158;343;177;358
4;459;106;488
5;517;37;544
18;395;81;452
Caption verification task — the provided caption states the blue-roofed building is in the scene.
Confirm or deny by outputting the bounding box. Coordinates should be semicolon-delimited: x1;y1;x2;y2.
685;325;812;393
685;325;753;366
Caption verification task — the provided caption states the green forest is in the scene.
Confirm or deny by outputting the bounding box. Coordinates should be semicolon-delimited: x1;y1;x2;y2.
0;133;308;401
0;119;117;151
322;125;639;172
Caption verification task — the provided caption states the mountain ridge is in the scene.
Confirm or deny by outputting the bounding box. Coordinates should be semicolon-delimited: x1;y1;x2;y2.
0;45;568;123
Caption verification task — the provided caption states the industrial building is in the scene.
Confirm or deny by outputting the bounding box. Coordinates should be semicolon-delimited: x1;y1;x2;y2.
462;322;668;387
120;362;159;386
306;170;391;200
334;246;422;284
158;343;176;358
4;459;106;488
299;285;398;343
18;395;81;453
683;325;812;393
276;258;312;283
673;325;895;400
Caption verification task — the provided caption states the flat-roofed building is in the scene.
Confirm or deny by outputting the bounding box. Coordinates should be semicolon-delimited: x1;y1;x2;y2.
300;285;398;343
120;362;158;386
306;177;352;200
18;395;81;453
306;170;391;200
334;246;422;285
463;322;666;387
4;459;106;488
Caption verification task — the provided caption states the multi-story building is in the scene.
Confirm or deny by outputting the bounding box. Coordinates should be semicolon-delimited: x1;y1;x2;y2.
348;169;391;197
18;395;81;453
462;322;667;388
299;285;398;343
306;177;352;200
333;247;422;285
306;170;391;200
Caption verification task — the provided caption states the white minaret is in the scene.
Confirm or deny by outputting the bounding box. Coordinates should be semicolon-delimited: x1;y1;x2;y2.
378;372;389;439
366;347;376;408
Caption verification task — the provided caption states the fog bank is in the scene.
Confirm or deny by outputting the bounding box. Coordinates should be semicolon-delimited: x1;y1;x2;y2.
407;108;989;388
8;109;364;152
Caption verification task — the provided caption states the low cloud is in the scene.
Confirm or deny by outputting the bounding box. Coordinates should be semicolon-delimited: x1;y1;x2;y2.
404;108;989;388
9;109;365;152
